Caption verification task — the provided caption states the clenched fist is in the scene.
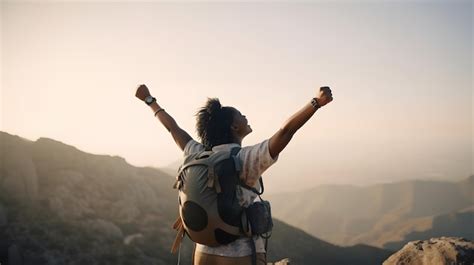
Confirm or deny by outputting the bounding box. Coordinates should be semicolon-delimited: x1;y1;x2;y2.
135;84;151;102
316;86;333;107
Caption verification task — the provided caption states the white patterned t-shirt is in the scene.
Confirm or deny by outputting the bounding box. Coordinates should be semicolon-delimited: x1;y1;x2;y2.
183;139;279;257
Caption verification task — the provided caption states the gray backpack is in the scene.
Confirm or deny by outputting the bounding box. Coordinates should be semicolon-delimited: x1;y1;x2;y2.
172;147;254;247
170;146;273;265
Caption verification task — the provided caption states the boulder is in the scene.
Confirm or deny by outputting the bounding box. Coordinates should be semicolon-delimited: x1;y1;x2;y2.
383;237;474;265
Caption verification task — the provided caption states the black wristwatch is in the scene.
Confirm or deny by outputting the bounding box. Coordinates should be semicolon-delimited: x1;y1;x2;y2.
145;95;156;106
311;98;321;110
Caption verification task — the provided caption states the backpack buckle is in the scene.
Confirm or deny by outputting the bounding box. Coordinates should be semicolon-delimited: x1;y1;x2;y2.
173;167;184;189
207;166;222;193
173;179;183;190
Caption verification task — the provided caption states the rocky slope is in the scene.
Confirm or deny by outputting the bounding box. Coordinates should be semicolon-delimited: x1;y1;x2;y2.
0;131;393;265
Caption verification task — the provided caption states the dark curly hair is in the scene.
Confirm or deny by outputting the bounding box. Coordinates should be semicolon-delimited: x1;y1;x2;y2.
196;98;236;150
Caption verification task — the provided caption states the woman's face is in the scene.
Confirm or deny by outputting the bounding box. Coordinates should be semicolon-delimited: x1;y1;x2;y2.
230;108;252;138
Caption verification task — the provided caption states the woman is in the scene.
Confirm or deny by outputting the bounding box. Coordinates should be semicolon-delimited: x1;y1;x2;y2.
135;84;333;265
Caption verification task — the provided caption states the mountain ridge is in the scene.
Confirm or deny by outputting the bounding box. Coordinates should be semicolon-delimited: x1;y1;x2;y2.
0;131;393;264
267;174;473;249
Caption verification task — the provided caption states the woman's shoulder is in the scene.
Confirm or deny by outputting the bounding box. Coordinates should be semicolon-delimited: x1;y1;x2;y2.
239;139;277;162
184;139;205;155
237;139;279;187
241;139;269;149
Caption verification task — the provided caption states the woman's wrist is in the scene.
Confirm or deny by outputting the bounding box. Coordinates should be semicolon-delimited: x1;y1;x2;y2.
154;107;165;116
150;102;161;112
311;97;321;110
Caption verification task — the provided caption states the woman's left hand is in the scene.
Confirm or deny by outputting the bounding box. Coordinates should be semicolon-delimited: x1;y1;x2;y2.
316;86;333;107
135;84;151;102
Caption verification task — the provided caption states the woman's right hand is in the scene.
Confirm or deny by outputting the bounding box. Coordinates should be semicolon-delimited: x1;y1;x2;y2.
316;86;333;107
135;84;151;102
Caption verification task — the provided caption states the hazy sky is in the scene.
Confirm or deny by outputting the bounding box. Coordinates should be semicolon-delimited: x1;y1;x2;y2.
1;1;472;193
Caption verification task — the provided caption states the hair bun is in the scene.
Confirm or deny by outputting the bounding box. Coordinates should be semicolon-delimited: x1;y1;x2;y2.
195;97;235;149
206;98;222;115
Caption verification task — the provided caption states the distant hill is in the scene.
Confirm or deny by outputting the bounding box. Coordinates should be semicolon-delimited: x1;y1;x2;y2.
383;207;474;250
267;175;473;249
0;131;393;265
269;219;392;265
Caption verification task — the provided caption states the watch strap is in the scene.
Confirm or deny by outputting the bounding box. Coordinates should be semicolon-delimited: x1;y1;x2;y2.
311;98;321;110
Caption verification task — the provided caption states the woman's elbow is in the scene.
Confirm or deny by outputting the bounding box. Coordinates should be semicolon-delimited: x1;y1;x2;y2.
279;126;295;137
269;129;293;159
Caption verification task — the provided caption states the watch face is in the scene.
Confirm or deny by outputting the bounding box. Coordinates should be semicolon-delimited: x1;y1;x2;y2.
145;96;154;103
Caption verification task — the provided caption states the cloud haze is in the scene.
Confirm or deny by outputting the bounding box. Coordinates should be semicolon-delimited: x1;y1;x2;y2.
2;1;472;192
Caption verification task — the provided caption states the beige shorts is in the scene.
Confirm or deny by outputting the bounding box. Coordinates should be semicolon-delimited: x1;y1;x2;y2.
193;251;266;265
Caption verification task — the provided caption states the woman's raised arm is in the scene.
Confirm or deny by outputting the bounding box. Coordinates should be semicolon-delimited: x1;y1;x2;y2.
268;86;333;159
135;84;192;151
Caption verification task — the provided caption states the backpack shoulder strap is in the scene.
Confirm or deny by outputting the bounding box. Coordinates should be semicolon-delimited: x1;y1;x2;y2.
230;146;241;156
230;147;242;172
239;177;264;195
